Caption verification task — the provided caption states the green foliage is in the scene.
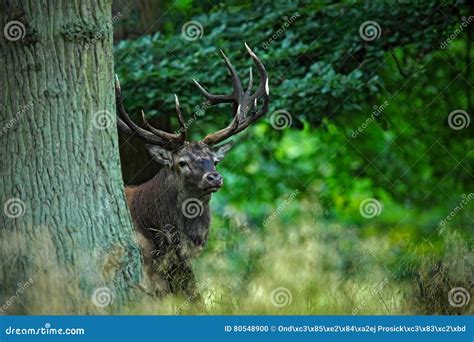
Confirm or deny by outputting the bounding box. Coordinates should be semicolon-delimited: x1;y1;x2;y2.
115;0;471;220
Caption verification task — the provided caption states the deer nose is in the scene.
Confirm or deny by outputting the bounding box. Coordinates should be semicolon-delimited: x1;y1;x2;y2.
203;172;223;187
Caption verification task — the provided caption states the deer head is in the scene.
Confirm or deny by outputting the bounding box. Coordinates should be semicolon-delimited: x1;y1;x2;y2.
115;43;269;199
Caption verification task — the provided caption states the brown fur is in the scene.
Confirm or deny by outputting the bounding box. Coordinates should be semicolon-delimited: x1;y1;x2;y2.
124;142;229;296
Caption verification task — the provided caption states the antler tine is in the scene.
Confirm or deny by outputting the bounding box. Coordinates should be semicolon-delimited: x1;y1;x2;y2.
245;42;269;99
202;44;270;145
140;109;183;143
192;79;234;105
203;95;269;145
232;94;270;136
192;49;246;107
115;75;185;149
232;43;270;132
174;94;187;142
220;49;244;100
246;67;253;95
115;76;167;145
201;105;241;145
115;75;133;135
116;115;133;134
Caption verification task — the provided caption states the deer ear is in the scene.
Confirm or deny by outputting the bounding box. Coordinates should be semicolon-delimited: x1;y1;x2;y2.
145;144;173;166
212;140;234;162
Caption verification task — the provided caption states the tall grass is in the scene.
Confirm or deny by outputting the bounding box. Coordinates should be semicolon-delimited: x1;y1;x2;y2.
130;201;472;315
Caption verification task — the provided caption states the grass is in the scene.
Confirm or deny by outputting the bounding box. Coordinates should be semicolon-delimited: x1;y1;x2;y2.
130;202;473;315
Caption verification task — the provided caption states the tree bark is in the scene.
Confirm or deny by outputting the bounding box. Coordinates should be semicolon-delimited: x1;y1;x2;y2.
0;0;143;314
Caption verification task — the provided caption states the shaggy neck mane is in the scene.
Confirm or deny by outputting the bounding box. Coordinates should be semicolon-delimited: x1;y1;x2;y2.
128;166;212;239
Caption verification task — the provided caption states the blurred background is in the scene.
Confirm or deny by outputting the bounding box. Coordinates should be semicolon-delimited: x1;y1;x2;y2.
112;0;473;314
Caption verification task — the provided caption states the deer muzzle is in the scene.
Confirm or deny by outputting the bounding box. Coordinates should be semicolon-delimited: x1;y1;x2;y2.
201;171;223;192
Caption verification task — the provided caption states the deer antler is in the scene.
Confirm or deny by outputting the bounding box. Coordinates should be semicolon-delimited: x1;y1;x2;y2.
193;43;269;145
115;44;269;148
115;75;187;150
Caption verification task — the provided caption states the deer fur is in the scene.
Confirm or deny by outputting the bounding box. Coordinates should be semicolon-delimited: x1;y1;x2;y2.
125;142;230;295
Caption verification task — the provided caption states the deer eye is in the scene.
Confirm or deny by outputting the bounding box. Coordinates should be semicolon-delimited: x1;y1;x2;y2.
178;161;188;168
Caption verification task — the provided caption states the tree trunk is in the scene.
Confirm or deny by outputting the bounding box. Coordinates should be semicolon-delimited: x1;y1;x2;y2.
0;0;143;314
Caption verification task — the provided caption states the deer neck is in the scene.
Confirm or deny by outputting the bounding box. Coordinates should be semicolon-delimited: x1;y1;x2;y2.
131;167;213;261
133;167;212;229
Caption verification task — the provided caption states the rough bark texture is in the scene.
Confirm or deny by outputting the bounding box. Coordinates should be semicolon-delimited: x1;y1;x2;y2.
0;0;143;314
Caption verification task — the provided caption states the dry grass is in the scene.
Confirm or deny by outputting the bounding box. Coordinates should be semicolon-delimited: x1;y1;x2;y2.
126;217;473;315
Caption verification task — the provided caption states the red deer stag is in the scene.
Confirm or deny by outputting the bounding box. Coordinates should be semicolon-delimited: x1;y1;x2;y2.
115;44;269;296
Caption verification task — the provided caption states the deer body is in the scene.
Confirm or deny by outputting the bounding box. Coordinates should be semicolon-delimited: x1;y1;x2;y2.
116;44;269;297
125;165;212;295
125;166;212;257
